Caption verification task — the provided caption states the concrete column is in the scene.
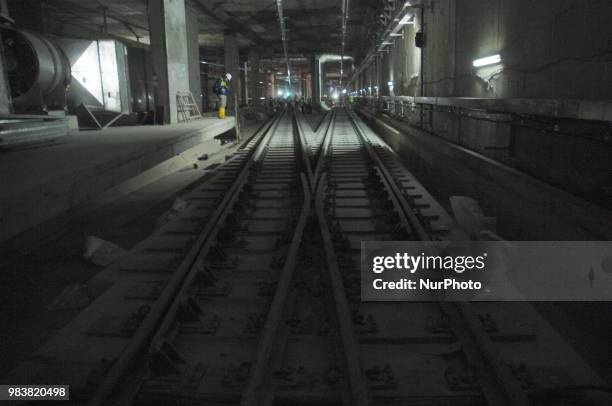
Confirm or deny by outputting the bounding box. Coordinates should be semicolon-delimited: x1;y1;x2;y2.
147;0;190;124
269;70;276;98
311;55;320;105
0;31;12;114
224;32;239;114
186;9;202;111
241;61;248;106
248;50;261;107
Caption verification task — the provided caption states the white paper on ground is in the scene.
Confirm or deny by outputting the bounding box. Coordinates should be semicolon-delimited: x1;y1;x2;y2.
83;235;126;266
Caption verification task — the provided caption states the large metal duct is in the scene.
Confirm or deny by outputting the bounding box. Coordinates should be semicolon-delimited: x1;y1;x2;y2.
1;27;71;99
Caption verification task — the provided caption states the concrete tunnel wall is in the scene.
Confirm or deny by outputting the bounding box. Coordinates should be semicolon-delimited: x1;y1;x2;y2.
358;0;612;239
354;0;612;231
381;0;612;99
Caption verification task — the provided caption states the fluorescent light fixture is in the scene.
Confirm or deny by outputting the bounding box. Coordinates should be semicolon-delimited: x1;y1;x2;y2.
390;33;403;37
382;41;392;45
387;81;393;86
200;60;208;64
260;97;265;100
473;54;501;67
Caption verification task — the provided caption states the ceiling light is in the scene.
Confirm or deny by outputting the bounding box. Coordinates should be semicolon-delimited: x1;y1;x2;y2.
473;54;501;67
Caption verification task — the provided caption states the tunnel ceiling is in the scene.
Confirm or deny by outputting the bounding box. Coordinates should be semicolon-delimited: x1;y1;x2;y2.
39;0;384;61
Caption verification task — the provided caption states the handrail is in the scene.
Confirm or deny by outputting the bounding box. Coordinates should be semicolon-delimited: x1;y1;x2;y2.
355;95;612;122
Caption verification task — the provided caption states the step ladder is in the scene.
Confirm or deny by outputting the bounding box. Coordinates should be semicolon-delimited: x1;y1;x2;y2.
176;92;202;122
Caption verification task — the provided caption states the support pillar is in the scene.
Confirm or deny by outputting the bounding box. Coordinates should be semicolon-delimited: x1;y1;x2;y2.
248;50;261;108
0;30;11;114
241;61;248;106
186;9;202;111
147;0;190;124
224;32;239;115
311;55;320;106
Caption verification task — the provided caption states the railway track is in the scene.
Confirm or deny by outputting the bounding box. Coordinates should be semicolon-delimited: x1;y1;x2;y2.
5;107;609;405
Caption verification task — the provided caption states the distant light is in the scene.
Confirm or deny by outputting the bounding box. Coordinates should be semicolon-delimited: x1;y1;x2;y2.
390;33;403;37
382;41;392;45
473;54;501;67
260;97;265;100
374;85;379;90
200;60;208;64
342;89;347;94
278;90;284;96
332;92;339;100
259;81;264;84
368;86;372;91
387;81;393;86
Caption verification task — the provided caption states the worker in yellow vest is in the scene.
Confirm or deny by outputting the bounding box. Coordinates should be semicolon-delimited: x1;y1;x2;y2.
214;73;232;119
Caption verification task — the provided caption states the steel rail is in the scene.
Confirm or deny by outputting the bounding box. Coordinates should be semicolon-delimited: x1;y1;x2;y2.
344;107;531;406
292;112;315;190
147;113;285;349
87;113;285;406
312;108;336;190
346;107;430;240
239;173;311;406
315;174;371;406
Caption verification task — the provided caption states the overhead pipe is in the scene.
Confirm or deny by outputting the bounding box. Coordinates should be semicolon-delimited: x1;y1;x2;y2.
339;0;349;87
349;1;418;89
275;0;292;93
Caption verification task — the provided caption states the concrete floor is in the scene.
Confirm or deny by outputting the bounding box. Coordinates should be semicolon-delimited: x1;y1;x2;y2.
0;118;235;248
0;120;263;376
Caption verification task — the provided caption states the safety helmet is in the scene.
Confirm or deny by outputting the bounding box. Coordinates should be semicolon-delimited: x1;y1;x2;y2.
225;73;232;81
